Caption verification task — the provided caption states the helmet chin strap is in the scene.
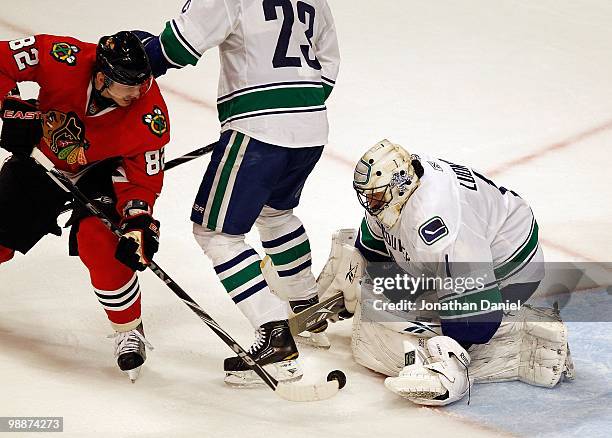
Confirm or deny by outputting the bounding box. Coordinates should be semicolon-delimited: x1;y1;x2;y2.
90;75;116;113
101;75;112;93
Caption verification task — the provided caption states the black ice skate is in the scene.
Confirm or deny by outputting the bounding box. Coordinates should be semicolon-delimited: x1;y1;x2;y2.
224;320;302;387
112;322;152;383
290;296;331;349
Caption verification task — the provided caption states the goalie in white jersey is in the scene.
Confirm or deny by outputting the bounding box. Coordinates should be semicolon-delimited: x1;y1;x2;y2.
137;0;340;385
318;139;574;405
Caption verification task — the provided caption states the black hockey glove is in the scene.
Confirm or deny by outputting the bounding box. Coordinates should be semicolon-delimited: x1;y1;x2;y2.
115;213;160;271
131;30;172;78
0;97;43;156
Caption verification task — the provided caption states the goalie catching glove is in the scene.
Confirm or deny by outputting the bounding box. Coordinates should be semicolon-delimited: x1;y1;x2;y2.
115;202;160;271
0;97;43;156
384;336;471;406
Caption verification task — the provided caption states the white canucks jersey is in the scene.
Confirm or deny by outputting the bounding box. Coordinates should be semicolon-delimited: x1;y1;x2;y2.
356;154;544;328
159;0;340;147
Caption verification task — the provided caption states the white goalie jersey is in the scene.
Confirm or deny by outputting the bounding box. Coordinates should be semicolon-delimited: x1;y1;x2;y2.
356;154;545;338
159;0;340;147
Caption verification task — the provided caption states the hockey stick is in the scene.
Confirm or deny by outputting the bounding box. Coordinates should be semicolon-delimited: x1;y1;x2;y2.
30;148;340;402
164;141;217;171
57;141;217;216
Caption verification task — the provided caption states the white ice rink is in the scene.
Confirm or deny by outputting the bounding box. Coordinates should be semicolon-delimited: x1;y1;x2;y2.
1;1;612;437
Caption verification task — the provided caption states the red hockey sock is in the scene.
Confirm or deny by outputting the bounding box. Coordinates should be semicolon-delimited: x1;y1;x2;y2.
77;217;142;330
0;245;15;264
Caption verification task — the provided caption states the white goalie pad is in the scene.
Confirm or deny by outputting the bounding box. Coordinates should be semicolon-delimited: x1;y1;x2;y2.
469;305;575;387
316;229;364;313
352;303;574;389
351;305;408;377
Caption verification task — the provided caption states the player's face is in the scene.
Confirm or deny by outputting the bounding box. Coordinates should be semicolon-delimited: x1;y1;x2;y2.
96;72;152;107
366;191;387;212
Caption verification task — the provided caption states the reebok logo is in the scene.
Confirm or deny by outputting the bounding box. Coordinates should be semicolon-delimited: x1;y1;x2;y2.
345;262;359;283
306;308;332;328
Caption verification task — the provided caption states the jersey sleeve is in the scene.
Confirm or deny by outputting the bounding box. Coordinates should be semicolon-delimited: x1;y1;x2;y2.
112;90;170;216
0;35;43;99
160;0;239;68
113;148;165;215
354;214;393;262
315;1;340;100
411;220;503;347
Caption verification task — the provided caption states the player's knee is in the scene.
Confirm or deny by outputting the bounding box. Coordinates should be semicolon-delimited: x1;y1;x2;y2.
255;206;294;230
193;223;245;259
0;245;15;264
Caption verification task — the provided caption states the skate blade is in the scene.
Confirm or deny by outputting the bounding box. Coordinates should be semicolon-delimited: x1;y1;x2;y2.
125;366;142;383
384;376;446;399
296;331;331;349
224;360;303;387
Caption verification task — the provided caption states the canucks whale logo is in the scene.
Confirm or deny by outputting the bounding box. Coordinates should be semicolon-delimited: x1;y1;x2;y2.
418;216;448;245
50;42;79;66
142;106;168;137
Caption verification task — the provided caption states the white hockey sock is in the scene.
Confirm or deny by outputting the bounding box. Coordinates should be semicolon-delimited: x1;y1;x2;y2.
256;207;318;301
193;224;288;328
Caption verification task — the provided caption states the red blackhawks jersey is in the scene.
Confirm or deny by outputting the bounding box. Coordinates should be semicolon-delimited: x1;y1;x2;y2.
0;34;170;213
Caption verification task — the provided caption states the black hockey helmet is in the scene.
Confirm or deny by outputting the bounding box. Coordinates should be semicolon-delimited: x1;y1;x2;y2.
96;31;152;86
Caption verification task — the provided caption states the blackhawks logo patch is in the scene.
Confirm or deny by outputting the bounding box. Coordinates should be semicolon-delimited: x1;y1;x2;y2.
42;110;90;166
142;106;168;137
50;42;79;66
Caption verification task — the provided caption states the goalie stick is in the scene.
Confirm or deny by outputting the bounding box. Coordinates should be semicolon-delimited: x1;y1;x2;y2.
288;291;345;336
30;148;340;402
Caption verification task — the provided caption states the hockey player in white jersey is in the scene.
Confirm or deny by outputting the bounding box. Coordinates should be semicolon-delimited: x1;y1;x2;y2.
135;0;340;385
317;139;574;405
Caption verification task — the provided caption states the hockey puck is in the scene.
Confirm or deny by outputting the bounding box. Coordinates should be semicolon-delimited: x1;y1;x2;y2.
327;370;347;390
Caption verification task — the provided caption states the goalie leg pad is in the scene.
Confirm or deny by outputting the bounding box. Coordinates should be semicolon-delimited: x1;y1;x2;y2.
468;305;573;387
351;305;408;377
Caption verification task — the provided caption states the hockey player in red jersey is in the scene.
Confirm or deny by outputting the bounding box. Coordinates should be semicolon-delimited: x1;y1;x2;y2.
0;31;170;381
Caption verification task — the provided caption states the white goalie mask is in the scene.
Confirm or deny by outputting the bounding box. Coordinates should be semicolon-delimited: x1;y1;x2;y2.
353;139;421;228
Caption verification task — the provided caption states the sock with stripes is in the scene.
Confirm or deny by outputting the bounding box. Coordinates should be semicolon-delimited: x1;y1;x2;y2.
256;207;318;301
193;224;289;328
77;217;142;332
94;273;142;331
